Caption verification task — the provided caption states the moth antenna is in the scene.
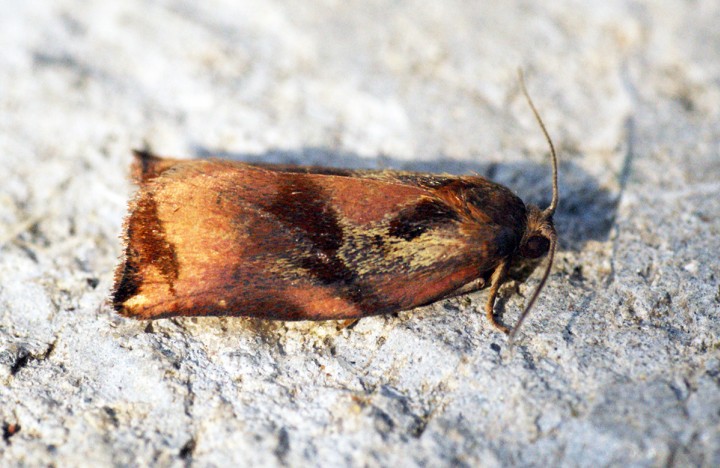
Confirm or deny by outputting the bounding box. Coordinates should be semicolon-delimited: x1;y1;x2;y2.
508;231;557;345
517;69;559;216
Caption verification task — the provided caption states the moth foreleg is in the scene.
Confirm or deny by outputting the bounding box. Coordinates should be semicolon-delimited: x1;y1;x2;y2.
485;260;510;334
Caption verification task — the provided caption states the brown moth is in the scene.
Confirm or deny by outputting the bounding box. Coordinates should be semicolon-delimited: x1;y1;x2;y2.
112;76;558;341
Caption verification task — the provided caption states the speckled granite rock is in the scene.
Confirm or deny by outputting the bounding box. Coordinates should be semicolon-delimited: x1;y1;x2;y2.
1;1;718;466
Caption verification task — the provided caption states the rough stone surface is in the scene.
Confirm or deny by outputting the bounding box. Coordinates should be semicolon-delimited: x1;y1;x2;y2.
1;1;719;466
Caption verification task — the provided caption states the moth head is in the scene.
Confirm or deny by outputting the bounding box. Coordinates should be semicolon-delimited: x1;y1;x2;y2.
507;70;559;345
519;205;555;260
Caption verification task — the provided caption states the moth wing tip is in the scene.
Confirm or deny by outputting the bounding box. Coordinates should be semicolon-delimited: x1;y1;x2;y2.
110;294;151;320
130;149;172;183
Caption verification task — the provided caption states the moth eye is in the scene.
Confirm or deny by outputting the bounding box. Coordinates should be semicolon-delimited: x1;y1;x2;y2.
520;235;550;259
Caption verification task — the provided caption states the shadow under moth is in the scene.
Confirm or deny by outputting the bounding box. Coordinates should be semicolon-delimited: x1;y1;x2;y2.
112;77;558;342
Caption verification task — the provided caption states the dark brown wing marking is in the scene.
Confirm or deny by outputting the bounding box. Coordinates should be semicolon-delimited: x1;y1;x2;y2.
265;176;355;285
389;198;461;241
113;191;179;309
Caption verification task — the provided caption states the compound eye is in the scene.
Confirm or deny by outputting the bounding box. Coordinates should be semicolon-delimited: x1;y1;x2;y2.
520;235;550;259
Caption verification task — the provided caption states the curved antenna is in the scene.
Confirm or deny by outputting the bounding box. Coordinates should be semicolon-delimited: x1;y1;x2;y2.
518;70;559;216
508;231;557;345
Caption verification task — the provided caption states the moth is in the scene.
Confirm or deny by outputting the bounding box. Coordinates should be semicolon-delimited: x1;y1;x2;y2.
112;78;558;341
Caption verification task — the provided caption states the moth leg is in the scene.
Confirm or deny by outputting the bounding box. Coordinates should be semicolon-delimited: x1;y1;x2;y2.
440;278;487;300
337;319;359;329
485;260;510;334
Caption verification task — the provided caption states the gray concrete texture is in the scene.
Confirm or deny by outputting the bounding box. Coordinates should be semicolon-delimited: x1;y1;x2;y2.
1;0;719;466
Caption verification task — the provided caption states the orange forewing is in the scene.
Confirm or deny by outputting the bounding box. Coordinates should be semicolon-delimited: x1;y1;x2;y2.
113;155;526;320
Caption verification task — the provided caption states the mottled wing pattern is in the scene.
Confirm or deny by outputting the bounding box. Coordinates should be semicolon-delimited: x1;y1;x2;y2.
113;158;521;320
